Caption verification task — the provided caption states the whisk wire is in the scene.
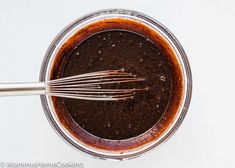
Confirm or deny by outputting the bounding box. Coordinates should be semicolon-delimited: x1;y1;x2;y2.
46;69;146;101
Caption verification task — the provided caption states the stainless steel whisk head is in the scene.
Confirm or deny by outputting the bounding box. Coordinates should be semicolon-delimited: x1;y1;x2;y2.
47;69;147;101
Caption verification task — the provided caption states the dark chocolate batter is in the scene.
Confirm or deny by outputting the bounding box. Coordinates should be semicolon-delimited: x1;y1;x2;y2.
62;30;171;140
50;18;183;148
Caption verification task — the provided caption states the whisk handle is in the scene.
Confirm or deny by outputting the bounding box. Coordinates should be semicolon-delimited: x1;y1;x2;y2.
0;82;45;96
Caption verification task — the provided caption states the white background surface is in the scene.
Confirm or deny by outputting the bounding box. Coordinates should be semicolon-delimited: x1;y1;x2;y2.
0;0;235;167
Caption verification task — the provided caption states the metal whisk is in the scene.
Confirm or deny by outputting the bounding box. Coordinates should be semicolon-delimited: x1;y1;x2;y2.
0;69;147;101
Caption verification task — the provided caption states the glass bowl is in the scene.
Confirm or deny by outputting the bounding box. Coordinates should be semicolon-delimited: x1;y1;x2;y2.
39;9;192;160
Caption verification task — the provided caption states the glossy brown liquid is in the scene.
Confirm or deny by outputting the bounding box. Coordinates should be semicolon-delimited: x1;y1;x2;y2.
50;18;183;150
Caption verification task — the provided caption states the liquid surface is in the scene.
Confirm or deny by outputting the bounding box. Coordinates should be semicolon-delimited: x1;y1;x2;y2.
60;30;172;140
